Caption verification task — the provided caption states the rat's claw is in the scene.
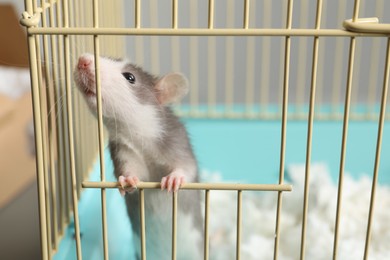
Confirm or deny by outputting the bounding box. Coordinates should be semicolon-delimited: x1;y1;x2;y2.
168;176;184;193
161;176;168;191
127;175;139;188
168;178;174;192
160;171;185;192
118;175;140;195
118;175;127;189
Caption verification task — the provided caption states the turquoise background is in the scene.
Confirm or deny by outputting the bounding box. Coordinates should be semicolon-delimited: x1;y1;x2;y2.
54;118;390;260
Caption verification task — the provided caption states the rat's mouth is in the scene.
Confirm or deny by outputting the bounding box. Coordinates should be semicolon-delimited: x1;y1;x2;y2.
75;69;96;97
84;87;96;97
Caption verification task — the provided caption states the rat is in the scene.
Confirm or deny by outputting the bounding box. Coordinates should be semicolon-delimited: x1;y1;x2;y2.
74;53;203;259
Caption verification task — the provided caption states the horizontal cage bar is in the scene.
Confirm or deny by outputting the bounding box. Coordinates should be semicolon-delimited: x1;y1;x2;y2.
26;27;390;37
82;181;293;192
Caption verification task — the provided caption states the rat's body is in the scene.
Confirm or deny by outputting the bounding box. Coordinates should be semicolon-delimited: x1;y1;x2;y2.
74;54;203;259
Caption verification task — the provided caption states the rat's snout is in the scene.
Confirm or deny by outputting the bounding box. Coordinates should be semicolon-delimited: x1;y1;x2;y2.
75;54;97;99
77;55;92;70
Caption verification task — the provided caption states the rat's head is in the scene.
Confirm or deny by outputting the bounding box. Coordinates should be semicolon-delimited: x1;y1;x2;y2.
74;53;189;122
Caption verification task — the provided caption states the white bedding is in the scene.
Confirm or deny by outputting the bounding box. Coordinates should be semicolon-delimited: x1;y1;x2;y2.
203;164;390;260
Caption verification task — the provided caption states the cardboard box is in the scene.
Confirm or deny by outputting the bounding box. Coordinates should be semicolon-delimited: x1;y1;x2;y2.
0;4;29;67
0;93;35;208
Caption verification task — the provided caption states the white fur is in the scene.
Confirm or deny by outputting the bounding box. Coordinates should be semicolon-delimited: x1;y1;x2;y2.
75;54;164;146
132;191;203;260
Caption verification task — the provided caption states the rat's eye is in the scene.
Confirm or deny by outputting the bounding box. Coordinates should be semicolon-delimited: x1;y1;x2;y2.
122;72;136;84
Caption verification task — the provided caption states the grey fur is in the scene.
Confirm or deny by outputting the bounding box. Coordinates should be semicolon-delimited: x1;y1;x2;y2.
75;54;203;259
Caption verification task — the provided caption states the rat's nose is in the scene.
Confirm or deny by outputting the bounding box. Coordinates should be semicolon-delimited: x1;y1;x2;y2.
77;56;92;69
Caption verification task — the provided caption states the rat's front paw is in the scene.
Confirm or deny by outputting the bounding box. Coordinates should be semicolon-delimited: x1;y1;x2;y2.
161;169;185;193
118;175;140;196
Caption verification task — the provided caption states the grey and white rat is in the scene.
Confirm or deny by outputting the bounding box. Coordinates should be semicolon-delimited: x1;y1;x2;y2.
74;54;203;259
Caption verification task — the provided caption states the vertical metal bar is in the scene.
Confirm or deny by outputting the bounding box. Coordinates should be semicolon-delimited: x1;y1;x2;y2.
260;1;271;115
243;0;250;29
314;0;326;119
278;0;293;250
50;0;65;238
351;41;363;119
236;190;243;260
33;0;52;257
172;0;178;29
63;0;82;258
69;0;82;198
41;1;58;253
300;1;322;259
349;0;363;118
68;0;77;195
85;0;93;52
225;0;235;115
76;0;87;183
332;31;356;260
113;0;119;57
139;189;146;260
100;0;107;53
92;0;109;259
150;0;160;74
81;0;96;183
32;1;52;257
190;0;199;116
171;0;180;88
57;0;71;228
172;192;178;260
135;0;141;28
352;0;361;22
76;0;83;54
274;0;293;259
170;0;179;113
46;11;60;246
120;0;125;56
73;0;86;188
114;0;125;57
295;0;309;116
24;1;48;258
363;37;390;260
245;0;255;116
134;0;144;65
207;0;216;116
367;0;384;118
208;0;214;29
333;1;360;259
103;0;109;53
204;190;210;260
331;0;347;119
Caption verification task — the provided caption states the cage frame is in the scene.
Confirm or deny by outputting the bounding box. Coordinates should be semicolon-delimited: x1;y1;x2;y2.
20;0;390;260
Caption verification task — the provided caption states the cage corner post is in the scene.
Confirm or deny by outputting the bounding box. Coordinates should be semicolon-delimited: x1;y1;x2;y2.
22;0;49;259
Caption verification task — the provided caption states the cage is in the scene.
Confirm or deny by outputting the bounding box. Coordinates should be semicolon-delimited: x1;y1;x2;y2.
20;0;390;259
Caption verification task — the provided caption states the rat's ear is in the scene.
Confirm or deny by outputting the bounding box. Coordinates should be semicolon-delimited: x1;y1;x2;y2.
155;73;189;105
